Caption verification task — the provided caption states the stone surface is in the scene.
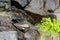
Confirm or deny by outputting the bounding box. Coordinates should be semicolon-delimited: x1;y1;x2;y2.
0;16;12;27
24;29;38;40
54;9;60;13
45;0;59;10
0;31;17;40
25;0;43;15
0;0;6;7
14;23;29;29
54;13;60;21
25;0;59;15
14;0;31;7
54;9;60;21
0;9;39;40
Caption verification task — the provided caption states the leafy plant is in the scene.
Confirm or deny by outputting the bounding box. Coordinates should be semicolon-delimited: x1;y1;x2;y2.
35;18;60;35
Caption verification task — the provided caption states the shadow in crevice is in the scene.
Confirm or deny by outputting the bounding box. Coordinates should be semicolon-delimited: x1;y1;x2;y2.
24;10;57;25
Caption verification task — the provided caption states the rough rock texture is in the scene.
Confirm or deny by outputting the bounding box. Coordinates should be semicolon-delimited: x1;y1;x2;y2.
0;16;13;31
45;0;59;10
0;31;17;40
11;0;59;15
54;9;60;21
0;10;38;40
24;29;38;40
25;0;59;15
25;0;43;15
14;0;29;7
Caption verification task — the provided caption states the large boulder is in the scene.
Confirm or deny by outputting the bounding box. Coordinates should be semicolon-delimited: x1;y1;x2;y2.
25;0;59;15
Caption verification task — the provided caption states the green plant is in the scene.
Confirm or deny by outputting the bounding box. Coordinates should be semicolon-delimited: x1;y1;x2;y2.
35;18;60;35
57;6;60;9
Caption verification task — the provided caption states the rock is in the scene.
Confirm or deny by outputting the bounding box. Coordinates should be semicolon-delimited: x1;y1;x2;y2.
0;8;39;40
0;0;11;9
14;0;31;7
25;0;43;15
0;26;14;31
17;31;25;40
0;16;12;27
25;0;59;15
46;13;57;19
0;31;17;40
14;23;29;28
45;0;59;10
24;29;38;40
0;15;26;40
54;9;60;21
25;0;43;9
13;23;30;32
54;9;60;13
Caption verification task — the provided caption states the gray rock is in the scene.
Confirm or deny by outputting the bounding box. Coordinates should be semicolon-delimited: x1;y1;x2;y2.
0;16;12;27
25;0;59;15
0;0;5;7
54;9;60;21
45;0;59;10
54;13;60;22
25;0;43;15
24;29;38;40
17;31;25;40
14;0;31;7
13;23;29;31
0;31;17;40
0;26;13;31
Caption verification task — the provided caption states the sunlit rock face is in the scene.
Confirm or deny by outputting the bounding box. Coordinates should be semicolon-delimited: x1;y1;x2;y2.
25;0;44;15
11;0;59;15
45;0;59;10
25;0;59;15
